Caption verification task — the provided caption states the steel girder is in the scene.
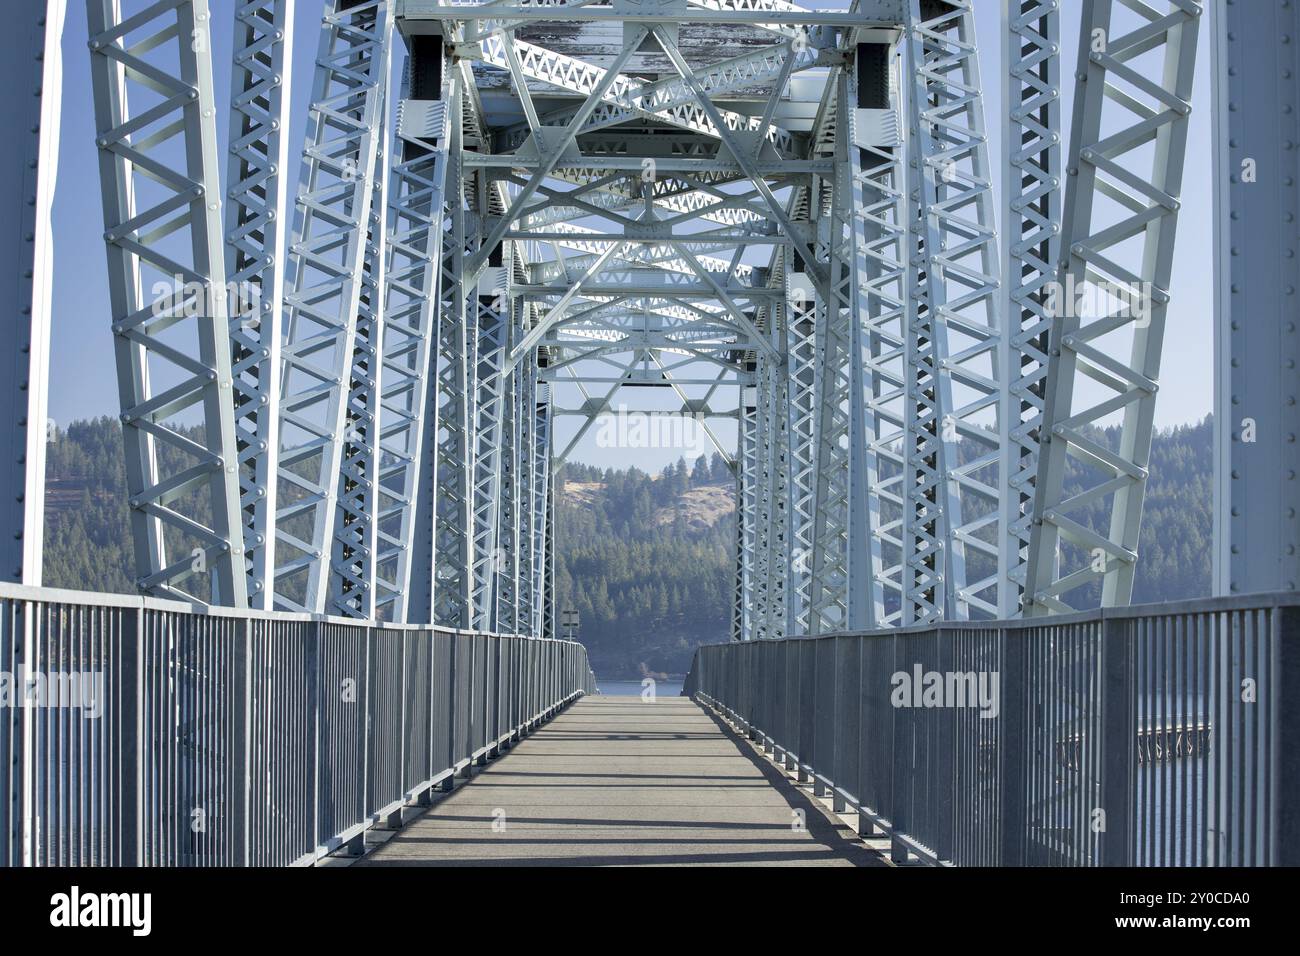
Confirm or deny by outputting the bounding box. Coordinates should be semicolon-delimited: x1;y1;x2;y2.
999;0;1060;612
376;66;454;623
736;384;760;640
543;457;557;642
855;42;909;629
226;0;294;608
800;42;905;635
404;1;901;30
510;331;532;637
469;290;508;631
496;42;818;154
528;171;770;230
494;296;525;633
903;0;1010;621
807;72;862;634
1;0;63;587
432;79;475;629
1024;0;1200;614
760;299;792;641
476;33;805;157
87;0;248;607
900;25;946;626
750;338;781;642
273;0;393;613
512;362;546;639
1211;0;1300;596
785;280;818;634
530;384;553;639
464;37;649;287
329;75;391;619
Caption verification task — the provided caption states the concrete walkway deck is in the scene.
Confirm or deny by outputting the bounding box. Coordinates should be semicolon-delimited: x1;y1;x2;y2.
358;695;887;867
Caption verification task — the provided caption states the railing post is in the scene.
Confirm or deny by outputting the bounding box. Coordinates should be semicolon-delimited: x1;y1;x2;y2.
443;631;457;790
998;624;1026;866
798;639;815;782
1277;604;1300;866
1100;614;1135;866
399;626;408;793
889;630;909;863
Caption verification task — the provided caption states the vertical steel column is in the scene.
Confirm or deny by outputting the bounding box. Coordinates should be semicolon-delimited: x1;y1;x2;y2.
379;49;453;623
762;295;792;641
532;381;553;639
87;0;248;606
731;478;744;642
469;287;508;631
226;0;294;608
330;74;391;619
785;273;818;634
432;83;474;629
516;356;536;638
1211;0;1300;596
494;301;523;634
543;461;557;642
1025;0;1200;613
1000;0;1060;613
1;0;63;586
853;40;902;629
811;69;886;633
901;21;948;625
735;383;760;641
273;0;392;613
905;0;1009;621
751;353;772;643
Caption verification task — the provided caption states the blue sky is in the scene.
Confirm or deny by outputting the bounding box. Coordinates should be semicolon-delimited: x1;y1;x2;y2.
47;2;1213;474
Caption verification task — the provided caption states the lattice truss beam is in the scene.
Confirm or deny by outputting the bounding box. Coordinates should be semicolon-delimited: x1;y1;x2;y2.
902;0;1011;622
273;0;393;614
226;0;294;609
1024;0;1200;615
1000;0;1060;611
87;0;248;607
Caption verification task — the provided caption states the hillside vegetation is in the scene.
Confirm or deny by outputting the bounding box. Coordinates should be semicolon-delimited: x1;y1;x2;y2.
42;417;1213;679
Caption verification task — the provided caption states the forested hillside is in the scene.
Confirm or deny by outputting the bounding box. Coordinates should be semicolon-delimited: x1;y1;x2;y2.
42;416;1214;678
554;455;735;680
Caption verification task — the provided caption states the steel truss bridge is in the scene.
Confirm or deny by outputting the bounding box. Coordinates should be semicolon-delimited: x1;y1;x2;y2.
0;0;1297;867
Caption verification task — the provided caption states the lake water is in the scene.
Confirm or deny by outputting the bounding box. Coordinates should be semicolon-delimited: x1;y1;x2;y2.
594;679;685;698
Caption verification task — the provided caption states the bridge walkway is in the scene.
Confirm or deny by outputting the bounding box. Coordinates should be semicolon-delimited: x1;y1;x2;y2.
356;695;886;867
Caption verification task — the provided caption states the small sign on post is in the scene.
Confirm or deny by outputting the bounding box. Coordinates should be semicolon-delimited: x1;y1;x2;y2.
561;608;580;641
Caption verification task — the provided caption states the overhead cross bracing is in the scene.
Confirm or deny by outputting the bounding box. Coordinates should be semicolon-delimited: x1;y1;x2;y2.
418;1;865;571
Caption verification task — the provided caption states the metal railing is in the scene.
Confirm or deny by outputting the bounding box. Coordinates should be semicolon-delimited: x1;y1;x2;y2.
0;583;596;866
685;593;1300;866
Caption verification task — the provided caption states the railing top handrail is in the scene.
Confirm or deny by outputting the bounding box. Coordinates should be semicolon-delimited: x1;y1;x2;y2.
691;589;1300;650
0;581;588;648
